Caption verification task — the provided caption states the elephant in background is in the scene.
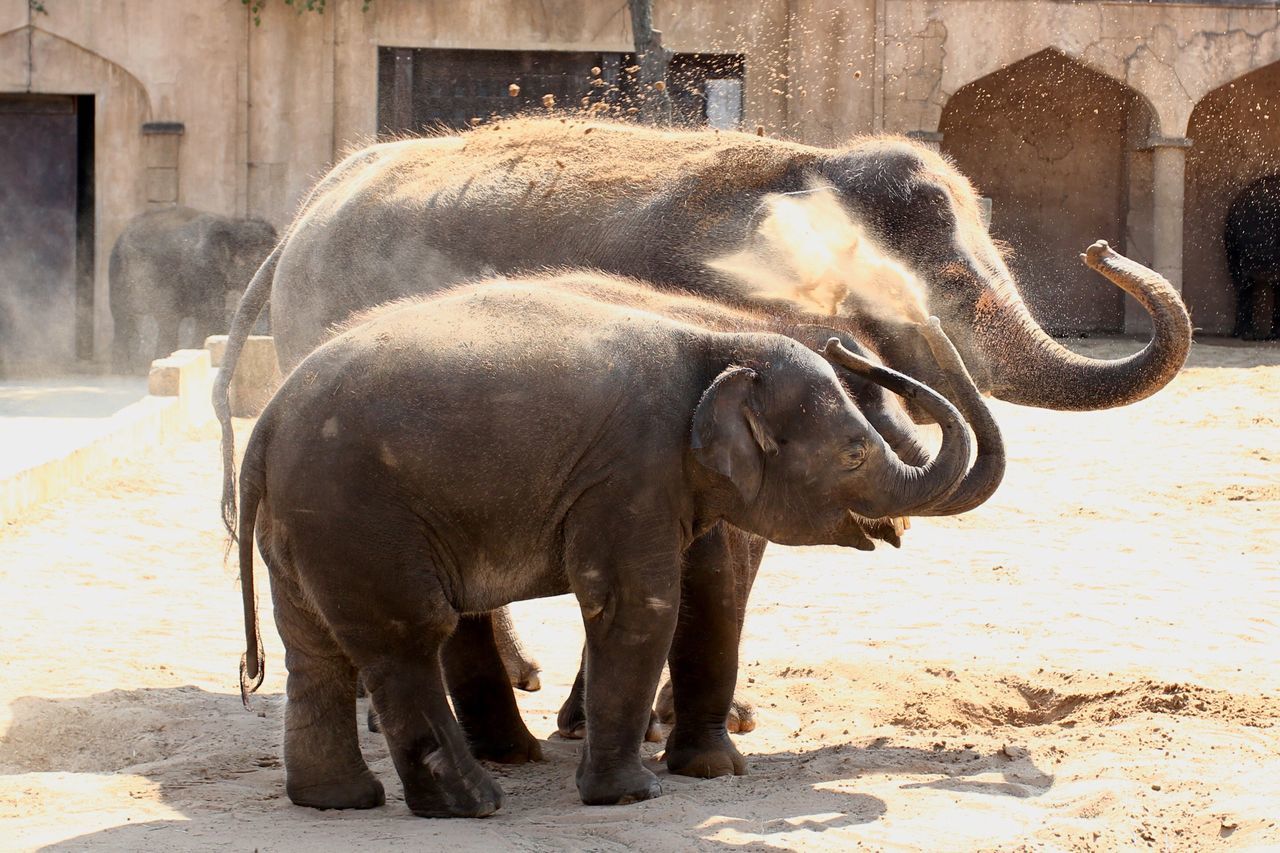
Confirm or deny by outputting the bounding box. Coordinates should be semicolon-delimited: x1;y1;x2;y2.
110;206;276;372
1226;174;1280;340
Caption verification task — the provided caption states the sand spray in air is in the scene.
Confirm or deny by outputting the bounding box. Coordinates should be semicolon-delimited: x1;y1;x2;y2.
709;181;931;326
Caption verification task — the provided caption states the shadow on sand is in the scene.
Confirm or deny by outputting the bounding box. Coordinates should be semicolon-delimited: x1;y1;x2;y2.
1;685;1054;850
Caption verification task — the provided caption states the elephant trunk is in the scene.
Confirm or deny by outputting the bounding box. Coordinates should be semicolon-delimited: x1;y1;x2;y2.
824;332;971;516
977;241;1192;411
909;318;1005;516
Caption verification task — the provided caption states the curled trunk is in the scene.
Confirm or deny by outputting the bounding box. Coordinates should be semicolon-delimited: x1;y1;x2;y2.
824;335;971;515
910;319;1005;516
980;241;1192;410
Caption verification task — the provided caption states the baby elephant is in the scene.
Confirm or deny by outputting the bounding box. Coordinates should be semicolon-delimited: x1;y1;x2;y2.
236;277;973;817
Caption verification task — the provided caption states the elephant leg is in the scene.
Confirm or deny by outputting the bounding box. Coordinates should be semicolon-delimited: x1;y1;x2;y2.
1237;278;1271;340
556;648;662;743
344;604;502;817
655;526;763;735
663;525;748;779
363;648;502;817
111;310;138;374
1266;281;1280;340
491;606;542;691
572;528;680;806
154;316;180;362
270;570;383;811
441;613;543;764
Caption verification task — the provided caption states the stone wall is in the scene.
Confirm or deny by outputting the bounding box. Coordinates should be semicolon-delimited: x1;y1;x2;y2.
1;0;1278;360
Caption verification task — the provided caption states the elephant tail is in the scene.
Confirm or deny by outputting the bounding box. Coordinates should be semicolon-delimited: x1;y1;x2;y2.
237;417;270;707
216;243;282;542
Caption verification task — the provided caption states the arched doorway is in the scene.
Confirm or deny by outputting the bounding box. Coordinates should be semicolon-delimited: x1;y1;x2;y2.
0;26;151;370
940;49;1154;335
1184;61;1280;336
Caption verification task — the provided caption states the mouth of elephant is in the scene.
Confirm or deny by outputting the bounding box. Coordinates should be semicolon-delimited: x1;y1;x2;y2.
832;509;897;551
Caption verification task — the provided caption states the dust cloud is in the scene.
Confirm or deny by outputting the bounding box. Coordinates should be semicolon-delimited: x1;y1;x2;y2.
709;182;931;325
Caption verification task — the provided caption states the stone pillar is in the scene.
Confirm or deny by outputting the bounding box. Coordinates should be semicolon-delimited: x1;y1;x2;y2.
1129;135;1190;334
142;122;184;208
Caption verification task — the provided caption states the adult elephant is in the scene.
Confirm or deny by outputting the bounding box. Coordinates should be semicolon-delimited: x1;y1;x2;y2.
1225;174;1280;340
216;116;1190;734
110;206;277;372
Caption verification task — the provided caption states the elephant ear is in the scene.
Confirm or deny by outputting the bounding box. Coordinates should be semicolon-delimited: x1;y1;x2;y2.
691;366;778;503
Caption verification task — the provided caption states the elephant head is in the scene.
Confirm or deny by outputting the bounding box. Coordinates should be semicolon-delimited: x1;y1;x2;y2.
813;139;1192;415
691;330;979;549
207;217;279;296
785;317;1005;535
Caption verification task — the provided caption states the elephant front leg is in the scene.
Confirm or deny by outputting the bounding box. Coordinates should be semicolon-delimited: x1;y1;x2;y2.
556;649;663;743
663;525;747;779
656;525;763;736
572;550;681;805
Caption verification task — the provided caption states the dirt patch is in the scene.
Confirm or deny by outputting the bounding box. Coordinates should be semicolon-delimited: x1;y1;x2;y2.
889;671;1280;731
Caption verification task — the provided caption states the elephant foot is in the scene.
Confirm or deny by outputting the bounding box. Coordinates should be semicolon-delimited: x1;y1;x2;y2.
404;755;503;818
655;680;756;735
469;726;545;764
728;699;757;734
664;728;747;778
576;763;662;806
366;704;381;733
558;709;662;743
503;657;541;693
286;768;385;811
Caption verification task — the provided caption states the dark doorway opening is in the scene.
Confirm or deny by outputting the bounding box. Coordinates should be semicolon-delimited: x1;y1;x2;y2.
376;47;744;137
1224;174;1280;340
0;93;95;375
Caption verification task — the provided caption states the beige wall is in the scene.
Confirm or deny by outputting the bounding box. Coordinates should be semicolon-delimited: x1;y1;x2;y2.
940;50;1149;334
2;0;1280;362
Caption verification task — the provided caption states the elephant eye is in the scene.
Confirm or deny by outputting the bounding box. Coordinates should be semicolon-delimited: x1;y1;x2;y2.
840;442;868;470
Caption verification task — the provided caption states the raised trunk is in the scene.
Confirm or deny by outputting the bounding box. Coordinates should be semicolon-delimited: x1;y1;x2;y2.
823;335;971;515
979;241;1192;410
910;319;1005;516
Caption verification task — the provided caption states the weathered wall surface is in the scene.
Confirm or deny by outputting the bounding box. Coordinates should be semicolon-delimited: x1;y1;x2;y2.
1;0;1278;362
0;0;246;356
940;50;1147;333
1184;60;1280;335
881;0;1280;139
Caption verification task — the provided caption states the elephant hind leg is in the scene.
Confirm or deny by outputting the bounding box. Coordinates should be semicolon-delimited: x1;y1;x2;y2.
357;626;504;818
269;568;383;811
442;613;543;764
319;559;503;818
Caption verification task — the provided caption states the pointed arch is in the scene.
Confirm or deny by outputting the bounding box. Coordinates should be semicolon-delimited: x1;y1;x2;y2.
1183;59;1280;336
937;49;1157;335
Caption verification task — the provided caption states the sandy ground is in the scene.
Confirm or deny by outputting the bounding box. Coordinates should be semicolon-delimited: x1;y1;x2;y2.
1;338;1278;851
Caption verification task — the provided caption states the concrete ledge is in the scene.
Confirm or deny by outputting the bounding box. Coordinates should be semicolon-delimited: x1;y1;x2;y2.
204;335;282;417
1;353;217;523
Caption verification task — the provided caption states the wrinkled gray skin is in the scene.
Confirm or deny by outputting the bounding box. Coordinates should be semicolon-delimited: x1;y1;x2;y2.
217;117;1189;736
110;206;276;373
236;280;979;815
441;274;1006;744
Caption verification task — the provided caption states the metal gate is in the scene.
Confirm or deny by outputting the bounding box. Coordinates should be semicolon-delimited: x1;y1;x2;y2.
376;48;744;136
